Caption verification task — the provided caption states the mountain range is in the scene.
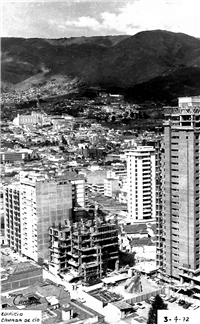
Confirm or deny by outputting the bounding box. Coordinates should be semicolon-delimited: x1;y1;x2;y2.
1;30;200;103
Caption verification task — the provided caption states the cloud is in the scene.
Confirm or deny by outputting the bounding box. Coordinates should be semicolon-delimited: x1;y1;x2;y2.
53;0;200;38
65;16;100;29
99;0;200;37
1;0;200;38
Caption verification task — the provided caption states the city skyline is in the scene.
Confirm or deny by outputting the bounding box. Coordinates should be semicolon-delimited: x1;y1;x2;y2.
1;0;200;39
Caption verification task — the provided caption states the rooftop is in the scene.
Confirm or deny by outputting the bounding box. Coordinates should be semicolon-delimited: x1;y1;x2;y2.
122;224;148;235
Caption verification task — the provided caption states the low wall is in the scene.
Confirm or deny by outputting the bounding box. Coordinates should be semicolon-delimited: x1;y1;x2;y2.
125;287;166;304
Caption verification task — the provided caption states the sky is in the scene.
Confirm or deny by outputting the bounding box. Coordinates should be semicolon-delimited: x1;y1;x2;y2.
1;0;200;39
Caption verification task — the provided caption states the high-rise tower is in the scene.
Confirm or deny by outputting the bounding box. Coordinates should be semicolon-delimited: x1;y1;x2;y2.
126;146;156;222
4;172;73;263
161;96;200;284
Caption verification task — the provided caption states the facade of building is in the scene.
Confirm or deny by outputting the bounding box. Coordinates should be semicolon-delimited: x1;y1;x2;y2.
1;262;43;293
20;173;73;263
49;218;119;283
4;183;21;252
4;173;73;263
143;139;164;269
104;178;119;197
160;96;200;285
126;146;156;222
4;172;87;263
89;183;105;194
56;172;86;222
0;150;30;164
13;112;44;126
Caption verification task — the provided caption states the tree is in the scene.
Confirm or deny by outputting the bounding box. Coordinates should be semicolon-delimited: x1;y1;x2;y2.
119;251;136;267
147;294;168;324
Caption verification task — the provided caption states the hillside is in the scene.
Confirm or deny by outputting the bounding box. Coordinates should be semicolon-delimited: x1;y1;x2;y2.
1;30;200;101
123;67;200;104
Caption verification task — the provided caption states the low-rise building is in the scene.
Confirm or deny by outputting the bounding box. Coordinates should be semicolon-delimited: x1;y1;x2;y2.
13;112;44;126
104;177;119;197
1;262;43;293
0;149;30;164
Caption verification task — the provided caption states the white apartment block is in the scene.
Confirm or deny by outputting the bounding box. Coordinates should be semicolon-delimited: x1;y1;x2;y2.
126;146;156;222
13;112;44;126
104;178;119;197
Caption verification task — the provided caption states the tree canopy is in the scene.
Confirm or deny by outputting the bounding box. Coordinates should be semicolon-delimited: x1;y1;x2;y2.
147;294;168;324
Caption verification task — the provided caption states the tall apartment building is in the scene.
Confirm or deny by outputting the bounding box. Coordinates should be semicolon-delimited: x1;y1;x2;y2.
143;138;164;269
49;218;119;283
161;96;200;285
4;172;87;263
4;173;73;263
4;183;21;252
126;146;156;222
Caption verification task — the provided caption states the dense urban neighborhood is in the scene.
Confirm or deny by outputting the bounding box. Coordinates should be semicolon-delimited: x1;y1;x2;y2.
1;81;200;324
1;3;200;321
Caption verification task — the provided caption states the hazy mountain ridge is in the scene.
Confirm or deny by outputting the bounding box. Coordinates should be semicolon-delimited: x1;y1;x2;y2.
1;30;200;101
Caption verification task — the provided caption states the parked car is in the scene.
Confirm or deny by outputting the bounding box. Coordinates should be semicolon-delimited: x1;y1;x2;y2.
178;299;185;306
183;302;192;309
169;296;177;303
136;302;145;309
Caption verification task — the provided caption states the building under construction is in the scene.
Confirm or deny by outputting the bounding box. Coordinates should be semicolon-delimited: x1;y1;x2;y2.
49;218;119;284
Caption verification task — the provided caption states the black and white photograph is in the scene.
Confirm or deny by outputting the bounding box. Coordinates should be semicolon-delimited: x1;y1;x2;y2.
1;1;200;323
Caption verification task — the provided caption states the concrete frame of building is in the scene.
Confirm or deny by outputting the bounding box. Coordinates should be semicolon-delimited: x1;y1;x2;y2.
49;219;119;283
